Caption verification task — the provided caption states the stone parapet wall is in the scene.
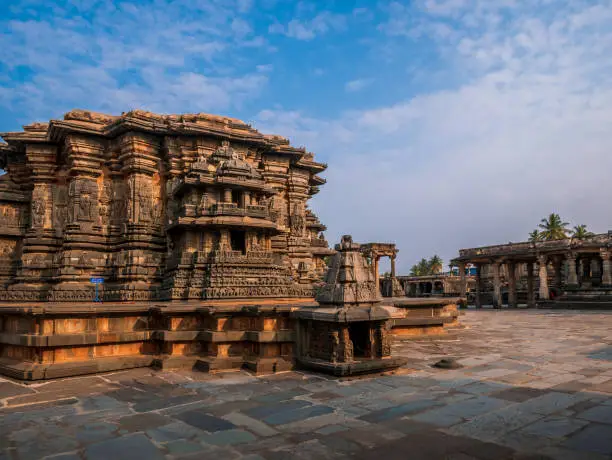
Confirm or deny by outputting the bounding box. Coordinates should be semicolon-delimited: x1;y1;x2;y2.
0;296;460;380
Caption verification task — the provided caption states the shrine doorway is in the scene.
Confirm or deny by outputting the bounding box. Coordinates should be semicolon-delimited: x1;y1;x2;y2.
349;323;371;358
230;230;246;254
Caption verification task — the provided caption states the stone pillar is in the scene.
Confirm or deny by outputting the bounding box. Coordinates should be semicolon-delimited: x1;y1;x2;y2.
527;261;535;308
581;257;592;287
591;258;600;286
601;249;612;288
553;257;563;291
373;255;380;295
492;261;502;308
390;255;396;278
538;255;549;301
507;261;517;308
566;253;578;288
475;263;482;308
243;191;251;207
224;188;232;203
458;262;467;298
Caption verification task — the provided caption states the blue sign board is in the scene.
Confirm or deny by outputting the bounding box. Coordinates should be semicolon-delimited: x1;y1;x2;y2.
90;277;104;302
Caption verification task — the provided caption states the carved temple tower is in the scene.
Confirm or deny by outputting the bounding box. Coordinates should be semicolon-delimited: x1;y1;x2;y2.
0;110;331;302
0;110;457;381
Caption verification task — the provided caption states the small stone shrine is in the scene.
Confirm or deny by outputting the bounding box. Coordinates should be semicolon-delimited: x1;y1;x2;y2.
294;235;407;376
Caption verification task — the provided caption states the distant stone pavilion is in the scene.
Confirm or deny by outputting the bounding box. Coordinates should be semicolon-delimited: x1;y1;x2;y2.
0;110;459;380
452;234;612;309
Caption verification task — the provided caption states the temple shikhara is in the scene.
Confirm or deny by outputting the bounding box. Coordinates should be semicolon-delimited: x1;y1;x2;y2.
0;110;459;380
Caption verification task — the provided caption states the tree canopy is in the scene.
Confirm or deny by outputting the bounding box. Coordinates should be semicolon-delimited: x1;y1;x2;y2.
528;214;594;242
409;255;444;276
571;224;595;240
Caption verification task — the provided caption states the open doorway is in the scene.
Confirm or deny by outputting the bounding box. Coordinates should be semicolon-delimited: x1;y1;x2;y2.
231;190;241;206
230;230;246;254
348;323;371;358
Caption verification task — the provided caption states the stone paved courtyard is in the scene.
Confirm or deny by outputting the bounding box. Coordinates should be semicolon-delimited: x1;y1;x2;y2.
1;310;612;460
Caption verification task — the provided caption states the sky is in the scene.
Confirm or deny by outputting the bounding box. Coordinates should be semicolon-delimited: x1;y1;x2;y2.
1;0;612;273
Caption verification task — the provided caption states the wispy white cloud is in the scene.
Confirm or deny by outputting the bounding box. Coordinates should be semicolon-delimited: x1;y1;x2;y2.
345;78;373;92
0;0;271;121
257;0;612;271
269;11;346;40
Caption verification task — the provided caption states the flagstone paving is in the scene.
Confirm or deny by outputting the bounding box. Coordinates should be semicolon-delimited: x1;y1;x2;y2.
1;309;612;459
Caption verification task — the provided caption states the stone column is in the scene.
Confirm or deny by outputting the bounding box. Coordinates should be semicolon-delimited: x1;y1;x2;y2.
527;261;535;308
243;191;251;208
538;255;549;301
492;261;502;308
373;255;380;295
475;263;482;308
224;188;232;203
553;257;563;291
566;253;578;288
601;249;612;288
458;262;467;298
581;257;592;287
507;261;517;308
390;255;396;278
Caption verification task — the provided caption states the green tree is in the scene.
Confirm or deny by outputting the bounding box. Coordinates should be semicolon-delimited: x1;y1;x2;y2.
409;264;420;276
528;229;543;242
417;258;430;275
429;255;443;274
571;224;594;240
538;213;569;240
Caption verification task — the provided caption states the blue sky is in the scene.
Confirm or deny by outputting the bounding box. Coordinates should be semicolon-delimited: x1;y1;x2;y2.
2;0;612;272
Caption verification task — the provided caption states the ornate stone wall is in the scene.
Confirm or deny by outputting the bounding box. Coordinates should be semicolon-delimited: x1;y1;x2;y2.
0;110;330;301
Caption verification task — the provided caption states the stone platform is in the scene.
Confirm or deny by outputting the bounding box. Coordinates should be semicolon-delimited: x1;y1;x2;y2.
0;296;460;381
1;310;612;459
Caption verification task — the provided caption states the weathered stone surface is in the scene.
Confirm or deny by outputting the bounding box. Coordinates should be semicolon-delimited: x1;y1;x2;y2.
0;309;611;460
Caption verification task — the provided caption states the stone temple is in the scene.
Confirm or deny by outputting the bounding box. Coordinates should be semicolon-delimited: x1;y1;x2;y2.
0;110;460;380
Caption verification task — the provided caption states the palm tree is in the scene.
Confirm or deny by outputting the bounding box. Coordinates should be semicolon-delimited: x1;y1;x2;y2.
571;224;594;240
417;258;430;275
409;264;420;276
429;255;443;274
528;229;542;242
538;213;569;240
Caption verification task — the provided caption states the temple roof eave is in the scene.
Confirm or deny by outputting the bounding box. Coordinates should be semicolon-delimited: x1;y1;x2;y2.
168;216;282;232
310;175;326;186
453;233;612;264
295;158;328;173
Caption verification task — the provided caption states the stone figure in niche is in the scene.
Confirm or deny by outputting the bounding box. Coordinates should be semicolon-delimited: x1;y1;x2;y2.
32;200;45;227
330;330;339;363
198;192;209;214
78;195;93;221
290;203;305;236
381;322;392;356
138;188;151;223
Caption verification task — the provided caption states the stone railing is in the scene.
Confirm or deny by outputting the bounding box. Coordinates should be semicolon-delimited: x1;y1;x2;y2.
211;250;274;264
204;203;270;219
